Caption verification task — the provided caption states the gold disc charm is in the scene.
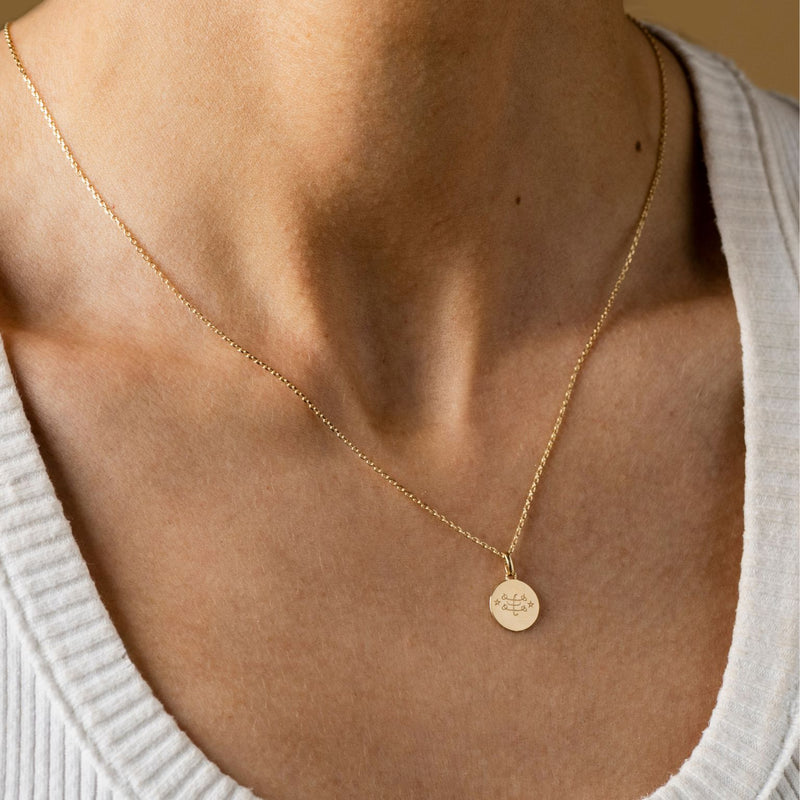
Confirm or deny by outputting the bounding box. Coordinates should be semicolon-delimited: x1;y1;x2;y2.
489;552;540;631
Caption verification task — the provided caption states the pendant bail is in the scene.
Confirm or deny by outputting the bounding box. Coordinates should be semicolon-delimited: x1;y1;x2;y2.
502;551;516;579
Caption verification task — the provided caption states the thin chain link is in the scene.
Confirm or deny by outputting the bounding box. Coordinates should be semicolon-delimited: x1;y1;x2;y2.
3;16;667;565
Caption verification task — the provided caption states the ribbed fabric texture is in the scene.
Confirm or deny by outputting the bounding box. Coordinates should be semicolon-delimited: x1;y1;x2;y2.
0;20;797;800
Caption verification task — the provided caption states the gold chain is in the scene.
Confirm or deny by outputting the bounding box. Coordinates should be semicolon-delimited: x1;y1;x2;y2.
3;16;667;567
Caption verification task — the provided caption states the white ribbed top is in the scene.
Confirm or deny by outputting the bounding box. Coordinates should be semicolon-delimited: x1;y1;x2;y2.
0;21;797;800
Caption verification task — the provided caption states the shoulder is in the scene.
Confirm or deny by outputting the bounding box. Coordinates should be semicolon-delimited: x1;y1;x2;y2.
0;17;92;335
642;21;797;184
643;20;798;289
704;47;798;262
0;25;29;330
741;85;798;277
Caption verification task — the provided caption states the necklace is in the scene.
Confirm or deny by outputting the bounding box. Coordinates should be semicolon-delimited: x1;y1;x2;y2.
3;15;667;632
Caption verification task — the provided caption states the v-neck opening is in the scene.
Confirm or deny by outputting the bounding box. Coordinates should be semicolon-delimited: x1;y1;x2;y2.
0;21;796;800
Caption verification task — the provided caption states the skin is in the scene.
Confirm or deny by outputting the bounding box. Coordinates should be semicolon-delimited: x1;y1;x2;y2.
0;1;743;798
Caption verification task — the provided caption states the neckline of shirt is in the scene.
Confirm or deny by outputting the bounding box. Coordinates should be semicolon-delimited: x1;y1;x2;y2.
0;21;796;800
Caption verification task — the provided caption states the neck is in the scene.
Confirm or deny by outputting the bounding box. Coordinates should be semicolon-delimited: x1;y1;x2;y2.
12;0;667;433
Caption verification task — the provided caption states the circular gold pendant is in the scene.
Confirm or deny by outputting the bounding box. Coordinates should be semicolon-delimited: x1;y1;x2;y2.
489;578;540;631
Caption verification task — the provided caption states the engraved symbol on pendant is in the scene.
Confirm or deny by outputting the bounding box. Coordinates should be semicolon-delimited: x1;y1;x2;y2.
489;578;540;631
499;591;536;616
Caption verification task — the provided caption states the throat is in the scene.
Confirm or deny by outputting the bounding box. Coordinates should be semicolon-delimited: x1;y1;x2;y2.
6;2;673;439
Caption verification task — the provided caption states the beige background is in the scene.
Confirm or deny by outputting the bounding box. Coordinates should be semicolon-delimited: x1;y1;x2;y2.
0;0;798;98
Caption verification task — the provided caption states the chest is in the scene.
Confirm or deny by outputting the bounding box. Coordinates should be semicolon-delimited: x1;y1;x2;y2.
3;297;744;800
